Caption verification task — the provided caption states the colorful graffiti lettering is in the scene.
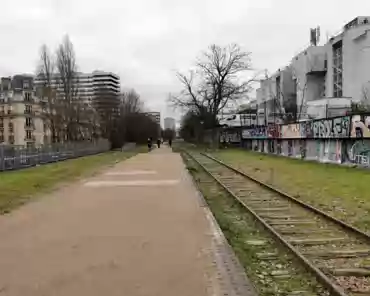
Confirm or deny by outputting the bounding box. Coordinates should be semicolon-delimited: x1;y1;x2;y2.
267;124;281;138
281;123;301;138
351;115;370;138
241;126;266;139
307;116;350;138
239;114;370;140
301;122;313;138
346;140;370;165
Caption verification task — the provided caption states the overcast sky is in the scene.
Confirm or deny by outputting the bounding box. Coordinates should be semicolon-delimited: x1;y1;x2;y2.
1;0;369;124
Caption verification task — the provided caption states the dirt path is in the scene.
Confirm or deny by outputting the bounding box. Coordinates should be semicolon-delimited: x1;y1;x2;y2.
0;147;256;296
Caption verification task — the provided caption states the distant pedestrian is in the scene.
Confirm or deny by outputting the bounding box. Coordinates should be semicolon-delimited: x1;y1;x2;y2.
147;137;152;151
168;139;172;147
157;139;161;148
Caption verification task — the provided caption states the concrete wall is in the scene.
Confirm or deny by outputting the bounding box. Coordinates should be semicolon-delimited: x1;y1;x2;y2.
237;114;370;167
326;22;370;102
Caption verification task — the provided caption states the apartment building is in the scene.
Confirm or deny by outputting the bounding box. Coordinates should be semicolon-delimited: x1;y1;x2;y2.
256;66;296;124
325;17;370;103
257;16;370;120
0;75;48;147
35;70;120;104
146;112;161;126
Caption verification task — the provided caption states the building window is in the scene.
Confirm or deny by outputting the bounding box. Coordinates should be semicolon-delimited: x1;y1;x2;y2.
0;131;4;142
25;104;32;114
25;117;33;127
333;41;343;97
26;130;32;139
9;135;14;144
25;92;31;101
8;122;13;132
23;81;29;89
0;118;3;127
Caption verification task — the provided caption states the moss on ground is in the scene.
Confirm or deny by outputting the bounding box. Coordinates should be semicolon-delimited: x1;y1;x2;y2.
212;149;370;232
183;153;327;296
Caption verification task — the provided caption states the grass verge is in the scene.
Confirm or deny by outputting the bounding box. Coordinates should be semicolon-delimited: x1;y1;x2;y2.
212;149;370;232
0;148;145;214
182;152;328;296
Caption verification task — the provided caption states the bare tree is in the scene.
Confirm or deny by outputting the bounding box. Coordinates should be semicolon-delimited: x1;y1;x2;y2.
171;44;254;115
170;44;254;144
56;35;80;141
36;44;63;143
120;89;142;115
110;89;159;148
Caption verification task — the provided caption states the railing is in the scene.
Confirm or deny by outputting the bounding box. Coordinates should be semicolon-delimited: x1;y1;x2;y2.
0;139;110;171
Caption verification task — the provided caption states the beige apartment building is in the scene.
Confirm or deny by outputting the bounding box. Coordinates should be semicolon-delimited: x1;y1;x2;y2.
0;75;49;147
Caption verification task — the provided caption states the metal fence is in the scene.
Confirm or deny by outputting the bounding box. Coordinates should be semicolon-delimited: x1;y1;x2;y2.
0;140;110;172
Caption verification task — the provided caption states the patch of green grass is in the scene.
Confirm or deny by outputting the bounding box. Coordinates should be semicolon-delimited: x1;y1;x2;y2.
212;149;370;232
0;149;144;214
183;153;327;296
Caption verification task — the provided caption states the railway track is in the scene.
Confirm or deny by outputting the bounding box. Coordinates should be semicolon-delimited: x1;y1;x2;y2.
186;151;370;296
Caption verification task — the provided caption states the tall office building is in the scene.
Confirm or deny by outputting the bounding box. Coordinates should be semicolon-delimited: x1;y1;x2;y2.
35;70;121;135
35;70;120;104
146;112;161;126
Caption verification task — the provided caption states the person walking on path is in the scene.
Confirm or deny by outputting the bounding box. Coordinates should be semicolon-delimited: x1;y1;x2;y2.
147;137;153;151
157;138;161;148
168;138;172;147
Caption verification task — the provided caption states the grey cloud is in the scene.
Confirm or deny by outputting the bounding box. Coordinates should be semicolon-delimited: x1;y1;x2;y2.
1;0;370;121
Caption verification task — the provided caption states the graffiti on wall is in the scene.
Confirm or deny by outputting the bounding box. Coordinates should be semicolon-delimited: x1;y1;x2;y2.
241;126;266;139
344;139;370;166
303;116;350;138
281;124;301;138
351;115;370;138
313;117;350;138
287;140;293;156
300;140;306;159
267;124;281;138
240;114;370;141
220;131;240;143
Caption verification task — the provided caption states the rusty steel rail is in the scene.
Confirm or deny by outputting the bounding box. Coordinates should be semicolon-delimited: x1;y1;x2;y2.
185;150;348;296
203;152;370;243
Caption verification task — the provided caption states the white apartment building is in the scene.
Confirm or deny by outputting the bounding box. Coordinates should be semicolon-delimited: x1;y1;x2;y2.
257;16;370;121
164;117;175;130
35;70;120;103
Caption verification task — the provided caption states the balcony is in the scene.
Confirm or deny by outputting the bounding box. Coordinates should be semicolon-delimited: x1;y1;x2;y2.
25;135;36;141
292;46;327;76
24;124;35;130
24;110;34;115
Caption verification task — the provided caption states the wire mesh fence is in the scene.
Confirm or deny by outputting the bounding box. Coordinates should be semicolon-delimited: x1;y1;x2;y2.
0;140;110;172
